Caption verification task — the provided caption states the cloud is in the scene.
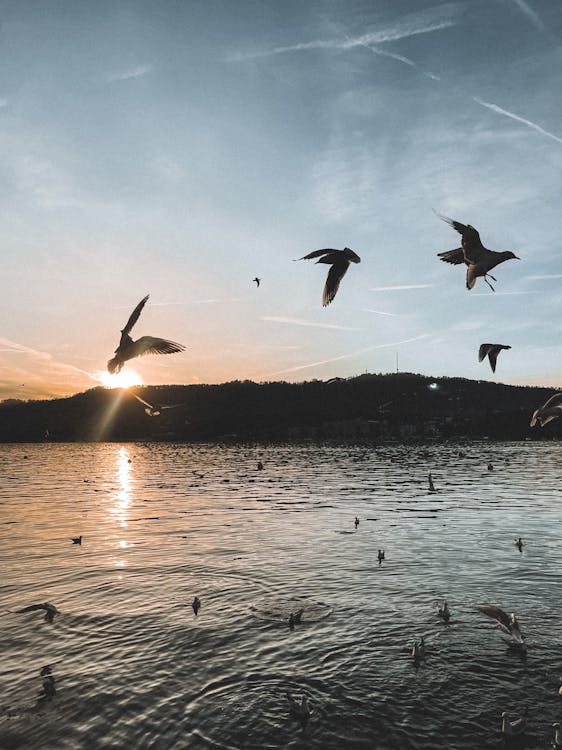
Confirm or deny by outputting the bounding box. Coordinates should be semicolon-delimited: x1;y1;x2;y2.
370;284;433;291
108;64;152;82
261;316;360;331
473;97;562;146
510;0;544;31
0;337;97;400
230;4;460;60
257;334;430;378
362;308;400;317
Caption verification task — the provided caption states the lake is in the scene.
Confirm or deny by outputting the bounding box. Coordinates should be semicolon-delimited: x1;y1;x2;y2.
1;441;561;749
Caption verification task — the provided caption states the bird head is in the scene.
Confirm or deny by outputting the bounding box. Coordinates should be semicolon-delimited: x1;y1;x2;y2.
504;252;520;260
344;247;361;263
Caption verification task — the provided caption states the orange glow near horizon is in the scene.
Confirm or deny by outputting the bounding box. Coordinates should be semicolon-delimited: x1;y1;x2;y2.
95;369;143;390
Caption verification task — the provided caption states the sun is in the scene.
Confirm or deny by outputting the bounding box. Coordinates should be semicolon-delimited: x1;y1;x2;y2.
95;369;143;389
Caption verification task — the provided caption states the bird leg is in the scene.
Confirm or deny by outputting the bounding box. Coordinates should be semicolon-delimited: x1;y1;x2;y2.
484;275;495;292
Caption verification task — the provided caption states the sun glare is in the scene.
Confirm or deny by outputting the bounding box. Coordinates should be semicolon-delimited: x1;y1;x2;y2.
95;369;143;389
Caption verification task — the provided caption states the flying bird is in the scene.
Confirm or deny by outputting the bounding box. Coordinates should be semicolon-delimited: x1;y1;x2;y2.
133;394;182;417
478;344;511;373
107;295;185;374
16;602;59;623
298;247;361;306
530;392;562;428
253;277;261;287
477;605;525;647
437;216;519;291
71;535;82;545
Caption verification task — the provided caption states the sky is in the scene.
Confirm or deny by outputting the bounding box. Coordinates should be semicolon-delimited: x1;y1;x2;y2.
1;0;561;400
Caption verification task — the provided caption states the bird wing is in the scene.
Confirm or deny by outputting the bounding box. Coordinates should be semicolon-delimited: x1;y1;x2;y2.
121;295;149;336
477;605;512;631
478;344;492;363
299;248;338;260
133;394;153;409
542;392;562;409
529;409;540;428
160;404;182;410
323;259;349;306
437;248;465;265
134;337;186;357
439;216;482;244
16;604;48;613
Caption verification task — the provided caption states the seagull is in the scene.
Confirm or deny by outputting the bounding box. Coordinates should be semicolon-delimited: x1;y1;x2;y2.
436;600;450;622
428;472;436;492
192;596;201;616
478;343;511;373
437;216;519;291
253;277;261;287
501;710;527;737
477;605;525;647
107;295;185;374
530;392;562;428
378;549;385;564
515;537;524;552
354;516;360;529
553;723;562;748
286;693;312;729
71;535;82;545
298;247;361;306
132;394;182;417
16;603;59;623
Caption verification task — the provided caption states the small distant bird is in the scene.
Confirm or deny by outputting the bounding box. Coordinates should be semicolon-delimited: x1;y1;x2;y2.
257;461;264;471
354;516;360;529
133;394;182;417
378;549;385;564
552;722;562;748
107;295;185;374
253;277;261;287
478;343;511;373
412;637;425;662
437;216;519;291
298;247;361;306
477;605;525;647
71;535;82;545
515;537;524;552
40;666;56;699
192;596;201;616
501;710;527;737
16;602;59;623
530;392;562;428
288;608;304;630
487;463;493;471
428;472;436;493
436;600;450;622
286;692;312;729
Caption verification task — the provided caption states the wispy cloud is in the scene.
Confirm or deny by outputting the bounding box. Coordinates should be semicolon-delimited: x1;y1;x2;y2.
510;0;544;31
108;64;152;82
261;316;360;331
257;334;430;379
473;97;562;146
362;308;400;317
370;284;433;292
526;274;562;280
230;4;460;60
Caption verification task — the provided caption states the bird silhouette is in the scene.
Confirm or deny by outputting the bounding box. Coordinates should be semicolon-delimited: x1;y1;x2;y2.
530;392;562;428
71;535;82;545
478;343;511;373
437;216;519;291
428;472;436;492
16;602;59;623
253;277;261;287
436;600;450;622
107;295;185;374
192;596;201;616
298;247;361;306
132;393;182;417
477;605;525;647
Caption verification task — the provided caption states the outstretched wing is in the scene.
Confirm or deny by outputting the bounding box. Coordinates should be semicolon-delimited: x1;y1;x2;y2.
437;248;465;265
134;336;186;357
133;394;153;409
323;260;349;306
300;248;337;260
439;215;481;244
542;392;562;410
16;603;48;614
122;295;149;336
477;604;511;632
478;344;492;363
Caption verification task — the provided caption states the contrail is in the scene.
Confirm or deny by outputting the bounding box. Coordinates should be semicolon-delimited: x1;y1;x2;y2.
510;0;544;31
261;316;360;331
473;97;562;146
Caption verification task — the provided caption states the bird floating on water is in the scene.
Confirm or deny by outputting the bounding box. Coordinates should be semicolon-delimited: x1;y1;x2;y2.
530;392;562;428
16;602;59;623
428;472;436;493
412;637;425;662
487;463;493;471
515;537;524;552
553;722;562;748
354;516;360;529
133;393;182;417
289;609;304;630
477;605;525;647
192;596;201;616
286;692;312;729
298;247;361;306
436;600;450;622
378;549;385;564
253;277;261;287
71;535;82;545
107;295;185;374
437;216;519;291
478;343;511;373
501;710;527;737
